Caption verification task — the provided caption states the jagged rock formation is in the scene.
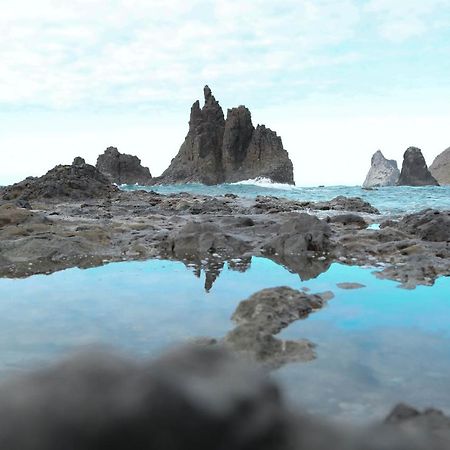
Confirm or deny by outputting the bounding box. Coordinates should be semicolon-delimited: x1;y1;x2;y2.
397;147;439;186
1;163;117;201
363;150;399;188
72;156;86;166
96;147;152;185
154;86;294;185
430;147;450;185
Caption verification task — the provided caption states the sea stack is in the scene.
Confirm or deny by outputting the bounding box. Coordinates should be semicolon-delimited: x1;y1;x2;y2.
154;86;294;185
429;147;450;185
397;147;439;186
363;150;399;188
96;147;152;185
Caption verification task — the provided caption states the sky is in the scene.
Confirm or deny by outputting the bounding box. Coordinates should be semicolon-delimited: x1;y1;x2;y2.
1;0;450;186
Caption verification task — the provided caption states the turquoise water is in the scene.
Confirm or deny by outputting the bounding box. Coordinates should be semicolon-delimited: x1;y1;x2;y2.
123;182;450;216
0;257;449;422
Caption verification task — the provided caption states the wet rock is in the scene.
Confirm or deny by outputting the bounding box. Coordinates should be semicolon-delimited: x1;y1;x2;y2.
96;147;152;185
165;221;250;259
397;147;439;186
430;147;450;185
314;196;380;214
1;164;117;201
328;213;368;228
264;213;332;257
336;282;365;289
223;287;330;368
363;150;400;188
154;86;294;185
395;209;450;242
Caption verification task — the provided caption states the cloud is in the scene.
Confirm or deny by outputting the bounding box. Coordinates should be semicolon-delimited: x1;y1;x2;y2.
0;0;363;110
365;0;450;42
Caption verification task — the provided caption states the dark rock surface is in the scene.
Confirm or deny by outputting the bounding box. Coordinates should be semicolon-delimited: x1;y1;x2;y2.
1;164;118;201
222;287;331;368
96;147;152;185
72;156;86;166
397;147;439;186
430;147;450;185
0;346;448;450
363;150;400;188
389;209;450;242
153;86;294;185
313;196;380;214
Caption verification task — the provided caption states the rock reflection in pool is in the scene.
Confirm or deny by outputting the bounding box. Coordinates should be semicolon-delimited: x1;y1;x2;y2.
0;257;448;423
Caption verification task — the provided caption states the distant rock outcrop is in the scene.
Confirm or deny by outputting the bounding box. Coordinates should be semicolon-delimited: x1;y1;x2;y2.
154;86;294;185
1;163;117;201
363;150;399;188
397;147;439;186
96;147;152;185
430;147;450;185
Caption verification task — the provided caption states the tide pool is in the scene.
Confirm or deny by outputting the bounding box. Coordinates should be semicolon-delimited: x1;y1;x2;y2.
0;257;448;422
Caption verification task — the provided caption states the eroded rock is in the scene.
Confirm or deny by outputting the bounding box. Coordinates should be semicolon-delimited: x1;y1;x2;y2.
397;147;439;186
363;150;400;188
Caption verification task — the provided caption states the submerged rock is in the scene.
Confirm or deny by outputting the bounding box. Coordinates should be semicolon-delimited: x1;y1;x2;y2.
1;164;118;201
429;147;450;185
223;286;331;368
397;147;439;186
96;147;152;185
363;150;400;188
154;86;294;185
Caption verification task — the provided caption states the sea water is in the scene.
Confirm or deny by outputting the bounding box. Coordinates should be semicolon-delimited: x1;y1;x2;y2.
0;257;449;423
123;180;450;215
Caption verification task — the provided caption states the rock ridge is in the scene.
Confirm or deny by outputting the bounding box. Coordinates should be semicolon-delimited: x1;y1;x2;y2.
153;86;294;185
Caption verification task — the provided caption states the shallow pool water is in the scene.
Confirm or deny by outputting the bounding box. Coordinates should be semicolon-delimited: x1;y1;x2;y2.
0;257;449;422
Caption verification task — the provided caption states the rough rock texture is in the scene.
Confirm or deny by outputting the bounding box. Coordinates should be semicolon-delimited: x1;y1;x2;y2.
313;196;380;214
0;346;448;450
154;86;294;185
222;287;331;368
363;150;400;188
72;156;86;166
397;147;439;186
1;164;118;201
430;147;450;185
96;147;152;185
388;209;450;242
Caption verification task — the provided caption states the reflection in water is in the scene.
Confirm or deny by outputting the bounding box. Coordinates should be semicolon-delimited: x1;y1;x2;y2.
178;253;331;292
0;258;449;422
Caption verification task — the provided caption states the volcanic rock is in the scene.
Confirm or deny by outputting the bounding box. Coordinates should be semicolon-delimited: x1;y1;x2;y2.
96;147;152;185
363;150;400;188
1;164;118;201
397;147;439;186
72;156;86;166
154;86;294;185
430;147;450;185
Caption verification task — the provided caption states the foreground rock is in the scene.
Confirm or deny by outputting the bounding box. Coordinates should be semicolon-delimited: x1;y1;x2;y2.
153;86;294;185
222;287;332;368
430;147;450;185
1;162;117;202
397;147;439;186
0;346;448;450
363;150;400;188
96;147;152;185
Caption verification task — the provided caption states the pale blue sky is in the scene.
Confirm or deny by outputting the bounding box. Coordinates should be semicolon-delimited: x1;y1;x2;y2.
1;0;450;185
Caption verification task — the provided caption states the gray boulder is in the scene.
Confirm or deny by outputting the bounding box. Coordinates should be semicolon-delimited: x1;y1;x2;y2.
363;150;399;188
96;147;152;185
154;86;294;185
430;147;450;185
397;147;439;186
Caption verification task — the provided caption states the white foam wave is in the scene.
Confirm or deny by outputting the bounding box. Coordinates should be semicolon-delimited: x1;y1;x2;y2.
231;177;296;190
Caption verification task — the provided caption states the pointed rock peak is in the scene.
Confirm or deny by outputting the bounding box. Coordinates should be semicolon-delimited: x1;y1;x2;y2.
204;85;212;102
